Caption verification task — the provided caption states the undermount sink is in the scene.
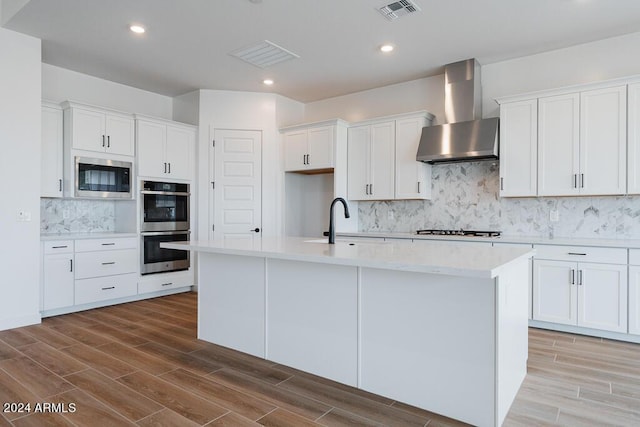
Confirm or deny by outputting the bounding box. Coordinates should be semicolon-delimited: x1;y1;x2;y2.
303;238;358;244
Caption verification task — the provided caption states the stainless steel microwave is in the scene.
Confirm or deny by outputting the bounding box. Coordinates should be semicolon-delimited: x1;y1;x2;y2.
75;157;132;199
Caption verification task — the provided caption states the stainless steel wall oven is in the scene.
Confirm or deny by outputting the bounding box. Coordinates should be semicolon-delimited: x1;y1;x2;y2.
140;181;191;275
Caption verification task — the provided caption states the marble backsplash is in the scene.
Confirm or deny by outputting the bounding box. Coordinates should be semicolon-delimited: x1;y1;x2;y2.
41;198;115;233
358;162;640;239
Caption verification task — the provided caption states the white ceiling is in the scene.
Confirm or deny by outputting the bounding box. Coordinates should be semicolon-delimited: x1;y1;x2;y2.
4;0;640;102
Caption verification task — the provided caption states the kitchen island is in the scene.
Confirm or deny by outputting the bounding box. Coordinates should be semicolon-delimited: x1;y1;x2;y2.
162;237;533;427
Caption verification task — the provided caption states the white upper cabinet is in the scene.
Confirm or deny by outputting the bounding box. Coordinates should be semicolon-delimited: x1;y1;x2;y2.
137;117;196;181
499;99;537;197
41;102;64;198
579;86;626;196
499;82;627;197
348;121;395;200
348;111;433;201
282;122;342;172
629;83;640;194
538;93;580;196
395;115;432;200
64;102;135;157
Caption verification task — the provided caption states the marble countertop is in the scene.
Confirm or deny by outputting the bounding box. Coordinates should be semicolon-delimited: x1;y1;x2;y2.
337;232;640;249
162;237;533;279
41;232;138;241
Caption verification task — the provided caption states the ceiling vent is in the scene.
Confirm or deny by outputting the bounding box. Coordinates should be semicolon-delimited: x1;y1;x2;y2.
378;0;421;21
230;40;300;68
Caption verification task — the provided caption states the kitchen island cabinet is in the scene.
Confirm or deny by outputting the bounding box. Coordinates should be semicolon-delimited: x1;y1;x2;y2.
163;237;532;427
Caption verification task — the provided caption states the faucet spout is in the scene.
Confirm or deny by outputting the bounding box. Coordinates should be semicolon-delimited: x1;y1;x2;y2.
328;197;350;244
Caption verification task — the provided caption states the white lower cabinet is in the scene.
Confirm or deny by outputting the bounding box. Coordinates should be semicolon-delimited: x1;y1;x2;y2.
75;273;138;305
42;241;74;311
138;270;193;294
533;245;628;333
628;250;640;335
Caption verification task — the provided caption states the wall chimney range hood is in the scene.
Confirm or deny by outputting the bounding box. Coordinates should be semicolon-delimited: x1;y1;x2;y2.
416;59;499;164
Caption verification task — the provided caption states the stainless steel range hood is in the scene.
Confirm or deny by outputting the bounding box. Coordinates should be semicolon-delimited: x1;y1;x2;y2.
416;59;499;163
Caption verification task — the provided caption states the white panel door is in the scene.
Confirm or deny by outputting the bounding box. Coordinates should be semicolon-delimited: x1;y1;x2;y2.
213;129;262;240
347;125;370;200
579;85;626;195
307;125;334;170
395;116;430;200
499;99;537;197
283;129;307;171
71;108;105;152
629;266;640;335
628;83;640;194
41;105;64;197
137;120;166;178
538;93;580;196
43;254;74;310
369;121;395;200
533;259;577;325
577;263;627;333
105;113;135;156
165;125;194;180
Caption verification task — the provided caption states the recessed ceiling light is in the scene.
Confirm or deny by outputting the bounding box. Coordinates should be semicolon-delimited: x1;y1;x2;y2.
380;44;394;53
130;25;146;34
263;79;274;86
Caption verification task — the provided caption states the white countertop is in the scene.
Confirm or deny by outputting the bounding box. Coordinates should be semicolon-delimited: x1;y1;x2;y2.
338;231;640;249
162;237;533;278
41;232;138;241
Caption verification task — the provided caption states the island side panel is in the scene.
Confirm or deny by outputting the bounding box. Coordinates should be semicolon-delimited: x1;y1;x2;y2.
495;259;529;425
266;258;358;387
359;267;497;427
198;252;266;358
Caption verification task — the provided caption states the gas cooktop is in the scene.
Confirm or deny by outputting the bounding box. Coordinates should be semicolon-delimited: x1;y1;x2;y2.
416;229;501;237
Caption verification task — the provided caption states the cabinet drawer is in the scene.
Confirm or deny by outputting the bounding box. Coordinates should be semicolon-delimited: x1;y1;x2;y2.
138;270;193;294
533;245;626;264
43;240;74;254
75;249;138;279
630;249;640;266
75;273;138;305
75;237;137;252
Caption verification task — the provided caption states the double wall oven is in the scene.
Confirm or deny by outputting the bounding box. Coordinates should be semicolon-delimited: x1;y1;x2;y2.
140;181;190;275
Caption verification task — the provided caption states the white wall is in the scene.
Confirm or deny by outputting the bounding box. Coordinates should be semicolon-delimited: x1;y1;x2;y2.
482;32;640;118
0;28;41;330
304;75;445;124
42;63;173;119
173;90;200;125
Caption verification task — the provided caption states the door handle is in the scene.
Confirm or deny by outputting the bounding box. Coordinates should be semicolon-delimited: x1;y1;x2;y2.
59;179;63;192
251;228;260;233
168;162;171;174
164;162;167;173
570;269;575;285
107;135;110;148
101;286;115;291
102;135;105;147
578;269;583;286
417;181;420;193
101;262;116;265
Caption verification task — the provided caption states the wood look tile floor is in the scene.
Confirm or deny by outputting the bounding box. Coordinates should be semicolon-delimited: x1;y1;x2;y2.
1;293;639;426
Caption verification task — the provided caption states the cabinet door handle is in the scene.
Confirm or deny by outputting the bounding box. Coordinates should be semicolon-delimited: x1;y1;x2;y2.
101;243;116;246
370;183;373;195
573;174;577;189
70;259;73;272
417;181;421;193
59;179;63;192
570;269;575;285
101;261;116;265
161;282;173;287
164;162;167;173
500;177;504;191
102;135;106;147
52;245;68;249
101;286;115;291
365;184;369;195
306;154;310;165
107;135;110;148
567;252;587;256
580;173;584;188
168;162;171;174
578;269;583;286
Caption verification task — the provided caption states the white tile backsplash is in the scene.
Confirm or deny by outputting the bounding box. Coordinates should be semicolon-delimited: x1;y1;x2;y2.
41;199;115;233
358;162;640;239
